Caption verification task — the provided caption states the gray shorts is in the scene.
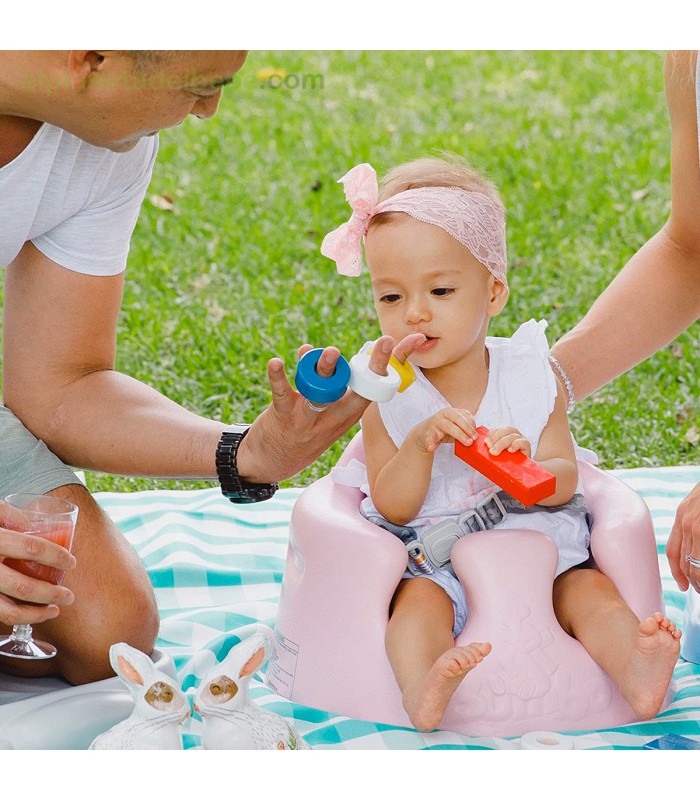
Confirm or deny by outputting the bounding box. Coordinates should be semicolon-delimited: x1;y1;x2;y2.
0;404;83;498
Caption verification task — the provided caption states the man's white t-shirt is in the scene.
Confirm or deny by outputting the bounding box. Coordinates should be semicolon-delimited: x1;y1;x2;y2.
0;123;158;275
0;125;157;705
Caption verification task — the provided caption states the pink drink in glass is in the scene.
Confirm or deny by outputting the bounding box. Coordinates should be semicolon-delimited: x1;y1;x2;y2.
3;518;75;586
0;493;78;660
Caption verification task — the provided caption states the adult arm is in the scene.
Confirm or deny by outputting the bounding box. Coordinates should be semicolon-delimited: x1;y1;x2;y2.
2;242;421;484
551;50;700;402
667;482;700;593
551;51;700;594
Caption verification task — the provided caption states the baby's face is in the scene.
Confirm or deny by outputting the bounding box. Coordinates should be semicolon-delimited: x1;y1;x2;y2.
364;215;506;373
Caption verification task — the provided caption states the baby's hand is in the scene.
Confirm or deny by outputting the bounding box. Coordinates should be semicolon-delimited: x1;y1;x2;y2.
485;427;532;458
413;408;477;454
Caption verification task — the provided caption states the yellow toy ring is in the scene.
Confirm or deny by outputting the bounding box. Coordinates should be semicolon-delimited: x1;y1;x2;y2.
366;346;416;393
387;355;416;393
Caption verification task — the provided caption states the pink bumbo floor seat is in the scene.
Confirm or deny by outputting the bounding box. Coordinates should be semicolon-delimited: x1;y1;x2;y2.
266;433;671;737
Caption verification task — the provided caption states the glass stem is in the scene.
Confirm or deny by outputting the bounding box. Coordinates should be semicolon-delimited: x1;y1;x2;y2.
11;624;33;642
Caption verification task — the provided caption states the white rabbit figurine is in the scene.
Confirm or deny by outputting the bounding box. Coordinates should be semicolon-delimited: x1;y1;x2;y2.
90;642;190;750
194;633;310;749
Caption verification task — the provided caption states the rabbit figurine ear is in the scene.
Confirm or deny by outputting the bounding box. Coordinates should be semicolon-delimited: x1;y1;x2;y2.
239;642;268;679
116;655;144;686
235;633;271;676
109;643;156;690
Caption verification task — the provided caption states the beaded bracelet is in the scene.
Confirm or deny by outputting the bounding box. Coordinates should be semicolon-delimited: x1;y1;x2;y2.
547;353;576;414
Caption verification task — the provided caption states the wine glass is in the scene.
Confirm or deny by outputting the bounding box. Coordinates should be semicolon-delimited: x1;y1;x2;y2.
0;493;78;660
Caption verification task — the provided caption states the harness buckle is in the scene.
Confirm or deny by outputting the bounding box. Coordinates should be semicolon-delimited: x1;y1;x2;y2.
371;492;510;574
420;519;465;569
404;541;435;575
457;509;487;533
475;492;507;528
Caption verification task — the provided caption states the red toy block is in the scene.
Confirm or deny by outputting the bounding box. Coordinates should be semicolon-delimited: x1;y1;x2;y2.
454;426;556;507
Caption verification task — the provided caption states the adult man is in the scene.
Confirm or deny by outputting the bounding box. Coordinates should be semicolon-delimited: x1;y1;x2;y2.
0;50;416;684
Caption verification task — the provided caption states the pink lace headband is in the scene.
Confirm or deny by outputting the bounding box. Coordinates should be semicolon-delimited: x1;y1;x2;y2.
320;163;508;288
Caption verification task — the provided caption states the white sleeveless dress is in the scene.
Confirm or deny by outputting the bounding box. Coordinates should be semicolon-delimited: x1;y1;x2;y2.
333;319;592;636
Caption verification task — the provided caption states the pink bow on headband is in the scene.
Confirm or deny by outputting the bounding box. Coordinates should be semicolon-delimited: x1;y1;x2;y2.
320;163;379;277
321;162;508;288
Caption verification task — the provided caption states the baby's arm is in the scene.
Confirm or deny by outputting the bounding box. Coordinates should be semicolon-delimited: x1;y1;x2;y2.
523;382;578;506
363;403;477;526
484;382;577;506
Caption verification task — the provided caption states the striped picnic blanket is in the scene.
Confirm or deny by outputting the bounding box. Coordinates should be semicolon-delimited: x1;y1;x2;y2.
97;466;700;750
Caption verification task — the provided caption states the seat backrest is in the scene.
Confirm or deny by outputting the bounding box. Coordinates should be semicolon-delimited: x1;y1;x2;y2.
337;430;365;467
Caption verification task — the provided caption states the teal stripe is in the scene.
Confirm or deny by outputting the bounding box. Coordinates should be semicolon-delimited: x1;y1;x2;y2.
97;487;301;509
590;720;700;737
147;566;283;589
115;512;291;535
182;733;200;749
139;542;285;569
424;743;493;750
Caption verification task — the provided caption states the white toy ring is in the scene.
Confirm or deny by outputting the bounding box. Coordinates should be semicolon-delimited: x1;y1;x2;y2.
348;352;401;403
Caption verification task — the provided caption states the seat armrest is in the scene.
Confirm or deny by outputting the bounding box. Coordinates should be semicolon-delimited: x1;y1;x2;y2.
580;461;663;618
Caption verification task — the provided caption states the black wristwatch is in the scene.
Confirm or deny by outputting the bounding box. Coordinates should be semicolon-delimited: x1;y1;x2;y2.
215;425;278;504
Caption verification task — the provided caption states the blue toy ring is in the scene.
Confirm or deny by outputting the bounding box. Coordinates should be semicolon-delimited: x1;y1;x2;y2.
295;348;351;404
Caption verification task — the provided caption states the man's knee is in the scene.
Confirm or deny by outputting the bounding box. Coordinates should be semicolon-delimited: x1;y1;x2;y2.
46;482;160;684
60;581;160;685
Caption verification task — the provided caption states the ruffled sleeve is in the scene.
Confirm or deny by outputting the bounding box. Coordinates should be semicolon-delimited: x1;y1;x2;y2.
480;319;558;455
508;318;558;416
330;458;369;489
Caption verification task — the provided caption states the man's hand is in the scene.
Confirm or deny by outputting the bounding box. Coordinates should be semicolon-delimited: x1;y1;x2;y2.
235;333;426;484
667;481;700;594
0;501;76;627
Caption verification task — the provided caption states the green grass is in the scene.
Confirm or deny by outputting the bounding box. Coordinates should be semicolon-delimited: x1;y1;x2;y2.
3;51;699;492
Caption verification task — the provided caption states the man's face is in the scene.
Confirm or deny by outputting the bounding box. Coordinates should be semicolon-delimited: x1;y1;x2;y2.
69;51;248;151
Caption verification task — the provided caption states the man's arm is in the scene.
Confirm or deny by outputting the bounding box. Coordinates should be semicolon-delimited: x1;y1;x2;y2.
3;242;422;484
551;50;700;402
3;241;229;479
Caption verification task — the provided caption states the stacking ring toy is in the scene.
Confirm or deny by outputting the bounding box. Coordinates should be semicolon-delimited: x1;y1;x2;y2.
348;352;401;403
388;355;416;393
366;348;416;393
295;348;351;404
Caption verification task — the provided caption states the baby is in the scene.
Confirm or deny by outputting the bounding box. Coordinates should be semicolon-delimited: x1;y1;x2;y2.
323;155;681;732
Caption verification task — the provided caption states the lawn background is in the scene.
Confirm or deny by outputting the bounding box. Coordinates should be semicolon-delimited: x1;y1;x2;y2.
2;50;698;493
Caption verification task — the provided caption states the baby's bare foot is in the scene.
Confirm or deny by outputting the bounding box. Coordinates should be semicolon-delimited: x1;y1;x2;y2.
404;642;492;732
621;613;681;720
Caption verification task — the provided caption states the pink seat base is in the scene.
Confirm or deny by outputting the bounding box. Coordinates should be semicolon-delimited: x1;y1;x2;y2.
266;435;670;737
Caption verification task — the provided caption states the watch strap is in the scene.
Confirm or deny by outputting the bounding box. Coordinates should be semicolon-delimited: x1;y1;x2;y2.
216;428;278;504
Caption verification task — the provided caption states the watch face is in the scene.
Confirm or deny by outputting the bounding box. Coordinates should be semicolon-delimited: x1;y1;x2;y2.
227;484;278;503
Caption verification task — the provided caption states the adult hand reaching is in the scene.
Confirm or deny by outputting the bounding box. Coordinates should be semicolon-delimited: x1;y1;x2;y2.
236;333;426;484
666;481;700;594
